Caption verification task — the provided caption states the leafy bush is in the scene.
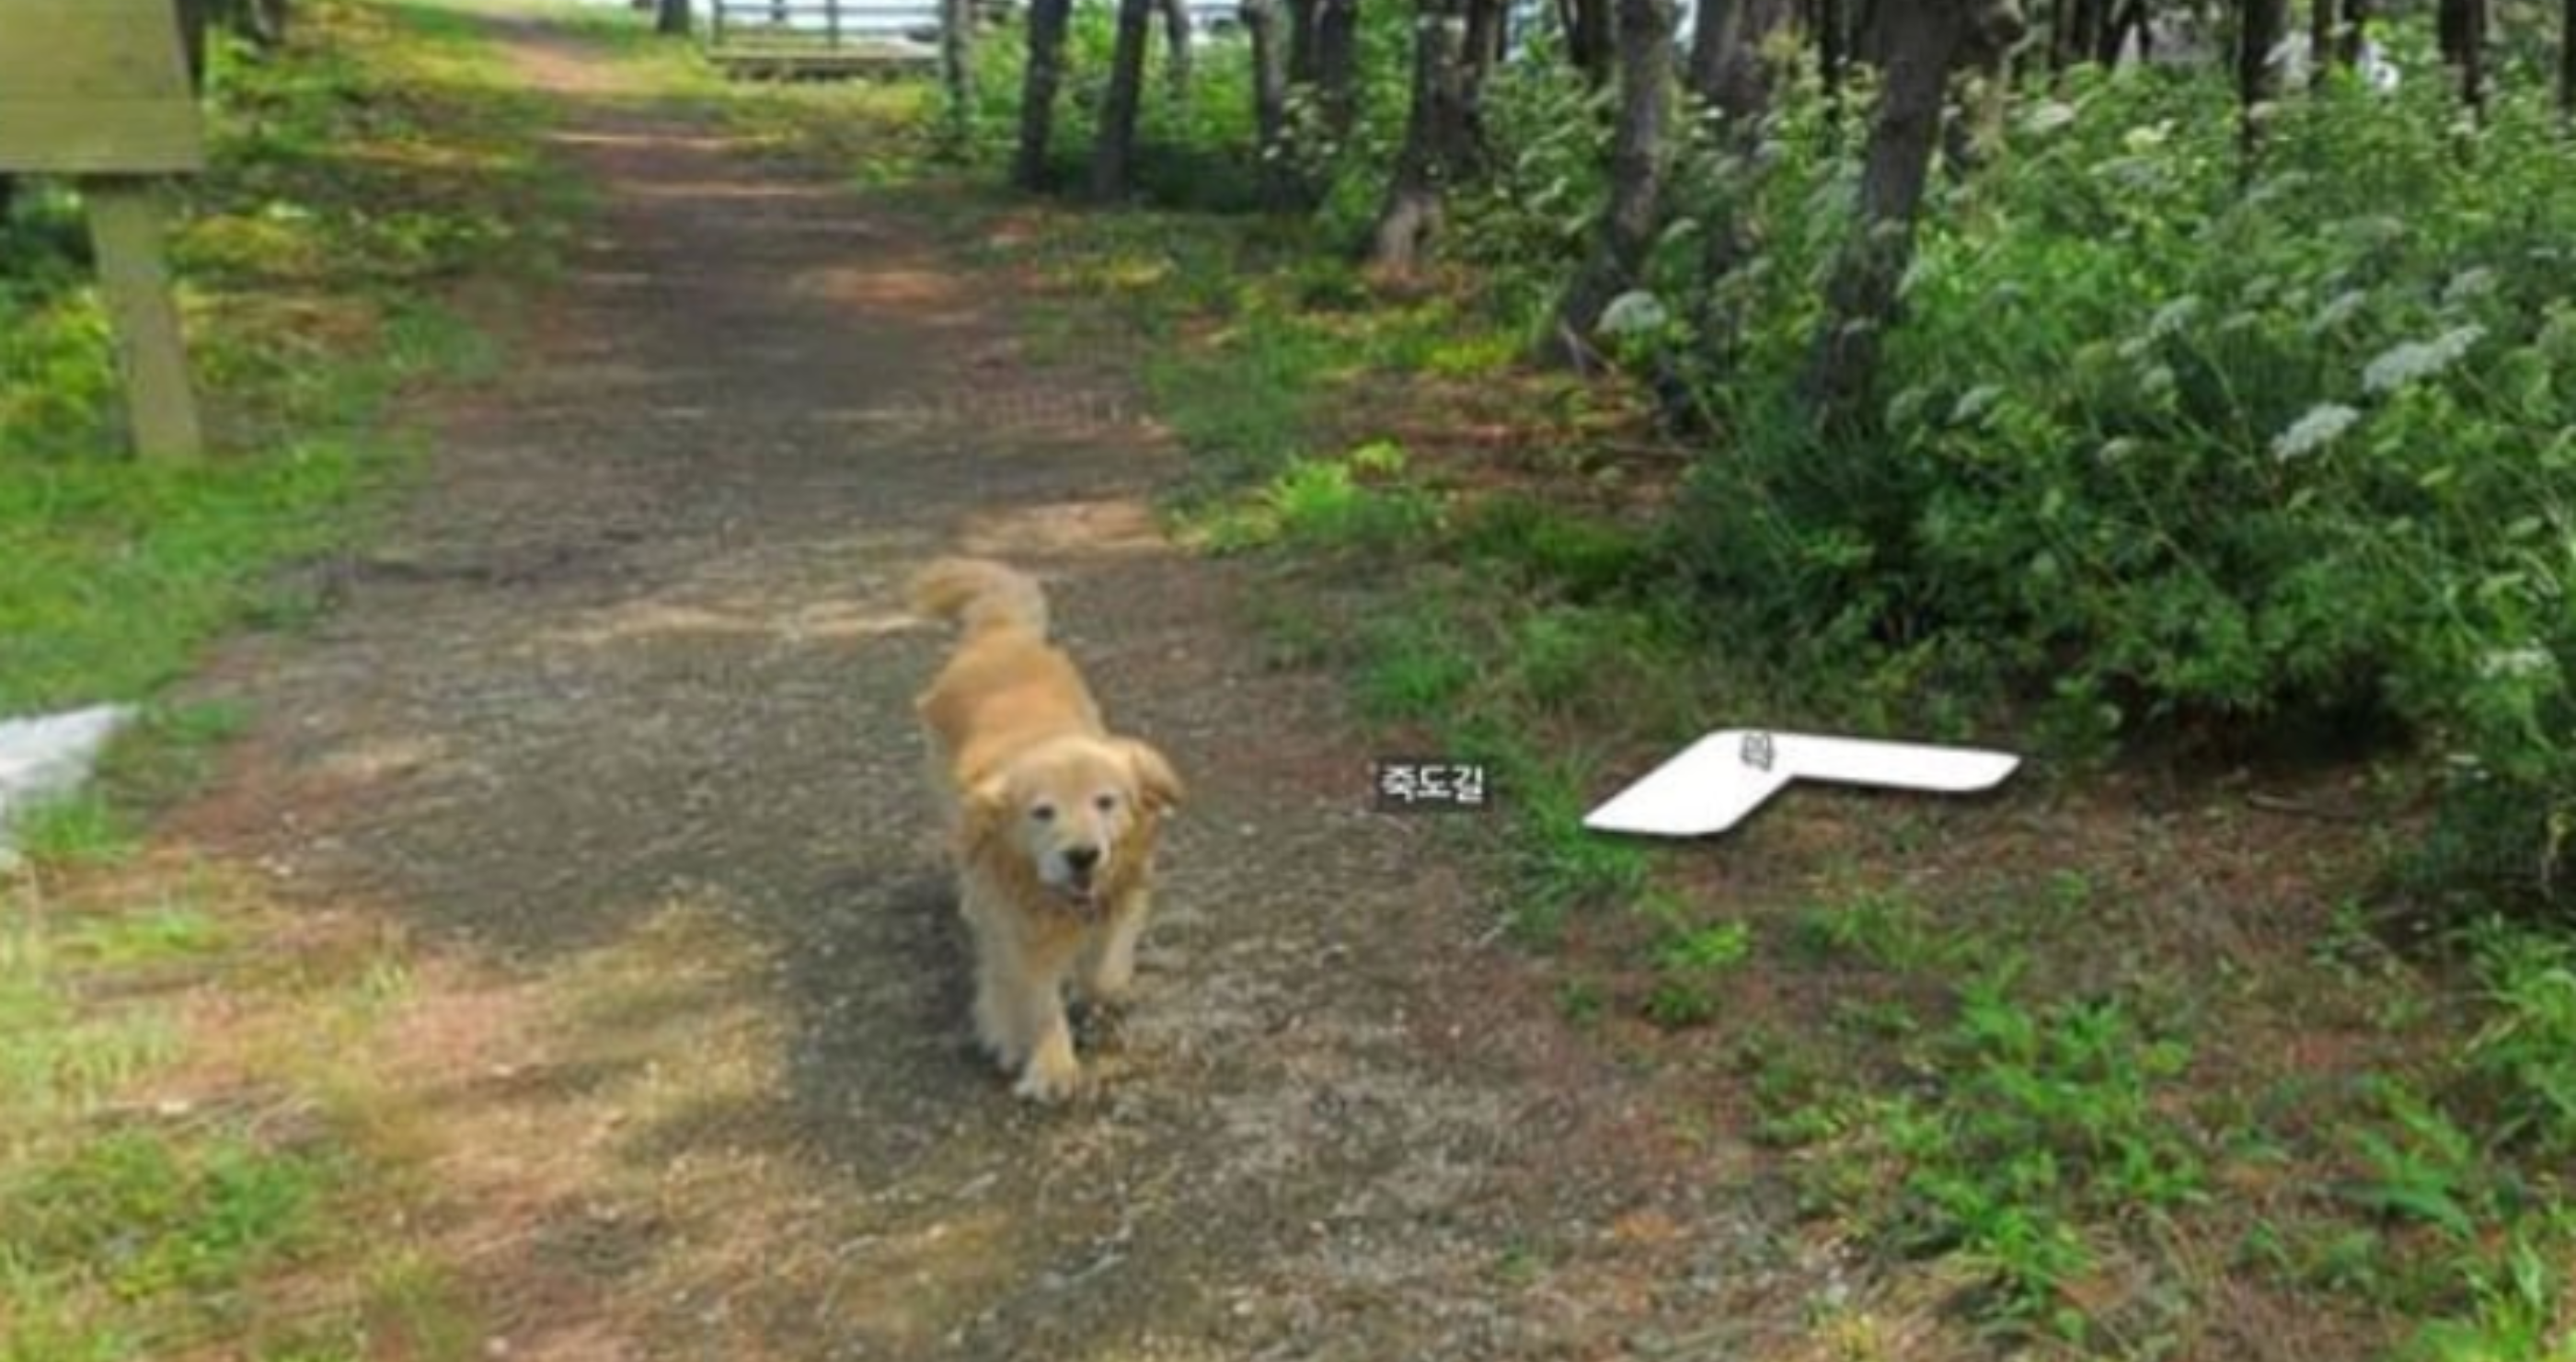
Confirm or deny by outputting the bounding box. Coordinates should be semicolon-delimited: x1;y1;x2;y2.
2461;921;2576;1157
1654;57;2576;917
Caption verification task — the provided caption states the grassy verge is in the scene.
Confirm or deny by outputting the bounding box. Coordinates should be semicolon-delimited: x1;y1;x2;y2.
4;3;582;1357
1015;223;2576;1362
0;0;578;716
1014;225;2576;1362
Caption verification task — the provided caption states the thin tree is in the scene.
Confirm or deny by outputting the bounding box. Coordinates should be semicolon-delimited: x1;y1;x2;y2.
2563;0;2575;121
1245;0;1299;202
1015;0;1077;190
658;0;690;37
1289;0;1324;77
1466;0;1511;71
2439;0;2487;116
2098;0;2144;62
1687;0;1796;402
1315;0;1363;143
1158;0;1193;95
2309;0;2335;87
1568;0;1617;83
1371;0;1479;273
1545;0;1680;364
1095;0;1162;198
1817;0;1848;130
2237;0;2288;156
1690;0;1794;109
1802;0;2027;426
940;0;977;145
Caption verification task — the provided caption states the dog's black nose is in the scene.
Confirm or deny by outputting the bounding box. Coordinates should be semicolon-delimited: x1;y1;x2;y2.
1064;845;1101;874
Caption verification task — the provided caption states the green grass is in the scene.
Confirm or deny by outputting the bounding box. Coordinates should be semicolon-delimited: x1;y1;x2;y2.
0;860;468;1361
2;3;578;1358
0;0;573;717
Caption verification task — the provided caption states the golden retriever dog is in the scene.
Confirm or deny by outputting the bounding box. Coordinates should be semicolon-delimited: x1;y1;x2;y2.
906;558;1184;1102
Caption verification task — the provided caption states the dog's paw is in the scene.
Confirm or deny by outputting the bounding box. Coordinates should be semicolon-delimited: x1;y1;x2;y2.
1013;1055;1083;1103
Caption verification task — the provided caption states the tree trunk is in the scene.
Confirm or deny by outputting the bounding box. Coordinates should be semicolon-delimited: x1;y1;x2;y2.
1156;0;1193;94
2237;0;2287;155
1687;0;1797;400
1466;0;1511;72
2309;0;2335;86
2338;0;2368;64
2073;0;2106;62
1094;0;1159;199
2562;0;2575;121
1691;0;1793;115
1245;0;1299;202
1688;0;1741;94
1371;0;1476;274
2440;0;2487;114
1015;0;1076;190
1316;0;1363;140
658;0;690;36
178;0;214;91
1570;0;1616;82
1289;0;1324;79
1802;0;2025;426
940;0;977;141
1546;0;1679;365
2097;0;2142;63
244;0;288;45
1817;0;1847;131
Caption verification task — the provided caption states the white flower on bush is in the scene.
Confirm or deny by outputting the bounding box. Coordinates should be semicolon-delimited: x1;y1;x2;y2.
2478;646;2558;682
2363;324;2487;395
2024;100;2078;134
2272;402;2361;461
2308;289;2368;335
1597;290;1670;338
2444;268;2498;309
2123;121;2174;153
1950;384;2006;424
2148;295;2202;340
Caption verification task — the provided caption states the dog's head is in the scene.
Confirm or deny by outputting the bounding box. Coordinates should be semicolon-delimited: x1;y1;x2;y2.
965;735;1183;909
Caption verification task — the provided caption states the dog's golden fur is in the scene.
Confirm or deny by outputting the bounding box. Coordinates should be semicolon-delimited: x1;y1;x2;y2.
907;558;1183;1102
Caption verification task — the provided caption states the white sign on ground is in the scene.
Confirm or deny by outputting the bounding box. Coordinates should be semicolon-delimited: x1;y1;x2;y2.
1583;729;2020;838
0;705;136;871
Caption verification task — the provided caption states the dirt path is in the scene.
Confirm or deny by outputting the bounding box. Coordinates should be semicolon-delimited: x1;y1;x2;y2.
171;13;1798;1360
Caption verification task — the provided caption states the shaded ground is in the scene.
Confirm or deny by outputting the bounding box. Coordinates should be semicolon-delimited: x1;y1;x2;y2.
164;9;1808;1359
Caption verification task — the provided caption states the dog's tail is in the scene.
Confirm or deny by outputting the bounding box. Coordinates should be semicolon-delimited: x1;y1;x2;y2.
907;557;1050;641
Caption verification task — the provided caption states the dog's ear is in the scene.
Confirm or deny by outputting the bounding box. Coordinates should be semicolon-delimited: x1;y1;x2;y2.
960;774;1014;849
1118;739;1185;815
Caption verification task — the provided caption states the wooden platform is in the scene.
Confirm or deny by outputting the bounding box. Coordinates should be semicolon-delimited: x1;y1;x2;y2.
707;0;942;77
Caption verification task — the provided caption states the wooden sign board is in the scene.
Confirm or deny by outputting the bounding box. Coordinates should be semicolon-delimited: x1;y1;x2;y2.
0;0;207;460
0;0;206;173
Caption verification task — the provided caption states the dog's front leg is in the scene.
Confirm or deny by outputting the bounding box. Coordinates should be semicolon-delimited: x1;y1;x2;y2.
1080;888;1152;1008
1011;952;1082;1102
966;912;1029;1073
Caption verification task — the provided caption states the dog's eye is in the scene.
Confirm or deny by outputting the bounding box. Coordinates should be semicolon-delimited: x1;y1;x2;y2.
1095;793;1118;812
1030;802;1057;823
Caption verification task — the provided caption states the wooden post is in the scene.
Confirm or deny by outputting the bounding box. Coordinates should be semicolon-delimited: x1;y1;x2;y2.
85;179;204;462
